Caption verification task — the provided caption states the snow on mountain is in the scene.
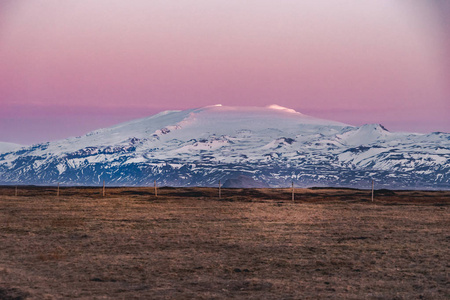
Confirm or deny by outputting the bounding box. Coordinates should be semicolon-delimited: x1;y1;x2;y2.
337;124;391;146
0;105;448;189
0;142;23;154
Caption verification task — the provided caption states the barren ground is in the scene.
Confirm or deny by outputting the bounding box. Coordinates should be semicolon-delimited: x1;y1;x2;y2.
0;186;449;299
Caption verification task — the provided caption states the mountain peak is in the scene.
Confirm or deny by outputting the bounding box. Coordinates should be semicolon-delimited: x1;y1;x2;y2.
266;104;300;114
185;104;344;126
198;104;301;114
338;123;391;146
359;123;389;132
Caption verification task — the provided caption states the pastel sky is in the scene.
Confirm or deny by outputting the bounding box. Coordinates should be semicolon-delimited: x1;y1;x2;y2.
0;0;449;144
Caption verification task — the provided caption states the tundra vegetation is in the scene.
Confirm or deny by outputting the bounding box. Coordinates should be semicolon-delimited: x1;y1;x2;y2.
0;186;449;299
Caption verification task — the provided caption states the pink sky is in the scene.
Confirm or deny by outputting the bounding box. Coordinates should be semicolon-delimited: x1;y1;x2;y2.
0;1;449;144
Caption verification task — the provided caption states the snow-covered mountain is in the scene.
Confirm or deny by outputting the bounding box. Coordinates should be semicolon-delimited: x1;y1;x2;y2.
0;142;23;154
0;105;448;189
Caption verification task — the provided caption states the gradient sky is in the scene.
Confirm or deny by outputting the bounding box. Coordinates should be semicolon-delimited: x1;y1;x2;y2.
1;0;449;144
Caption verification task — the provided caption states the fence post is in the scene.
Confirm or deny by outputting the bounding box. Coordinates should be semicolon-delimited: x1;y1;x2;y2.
371;180;374;202
292;181;294;202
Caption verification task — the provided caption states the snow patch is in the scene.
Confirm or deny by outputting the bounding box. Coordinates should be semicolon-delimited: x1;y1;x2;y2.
267;104;299;114
0;142;24;154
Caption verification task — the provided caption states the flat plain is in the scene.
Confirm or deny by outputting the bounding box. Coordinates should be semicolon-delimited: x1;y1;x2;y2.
0;186;449;299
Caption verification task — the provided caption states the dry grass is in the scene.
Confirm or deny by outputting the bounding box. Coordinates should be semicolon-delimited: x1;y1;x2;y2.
0;186;449;299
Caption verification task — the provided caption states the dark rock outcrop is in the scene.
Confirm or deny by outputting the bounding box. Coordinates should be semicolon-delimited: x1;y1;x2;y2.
222;175;270;188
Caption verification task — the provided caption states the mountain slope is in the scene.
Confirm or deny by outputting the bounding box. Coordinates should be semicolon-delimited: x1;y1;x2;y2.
0;105;448;189
0;142;23;154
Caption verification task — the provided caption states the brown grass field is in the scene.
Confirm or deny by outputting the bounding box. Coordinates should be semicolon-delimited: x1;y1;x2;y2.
0;186;449;299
